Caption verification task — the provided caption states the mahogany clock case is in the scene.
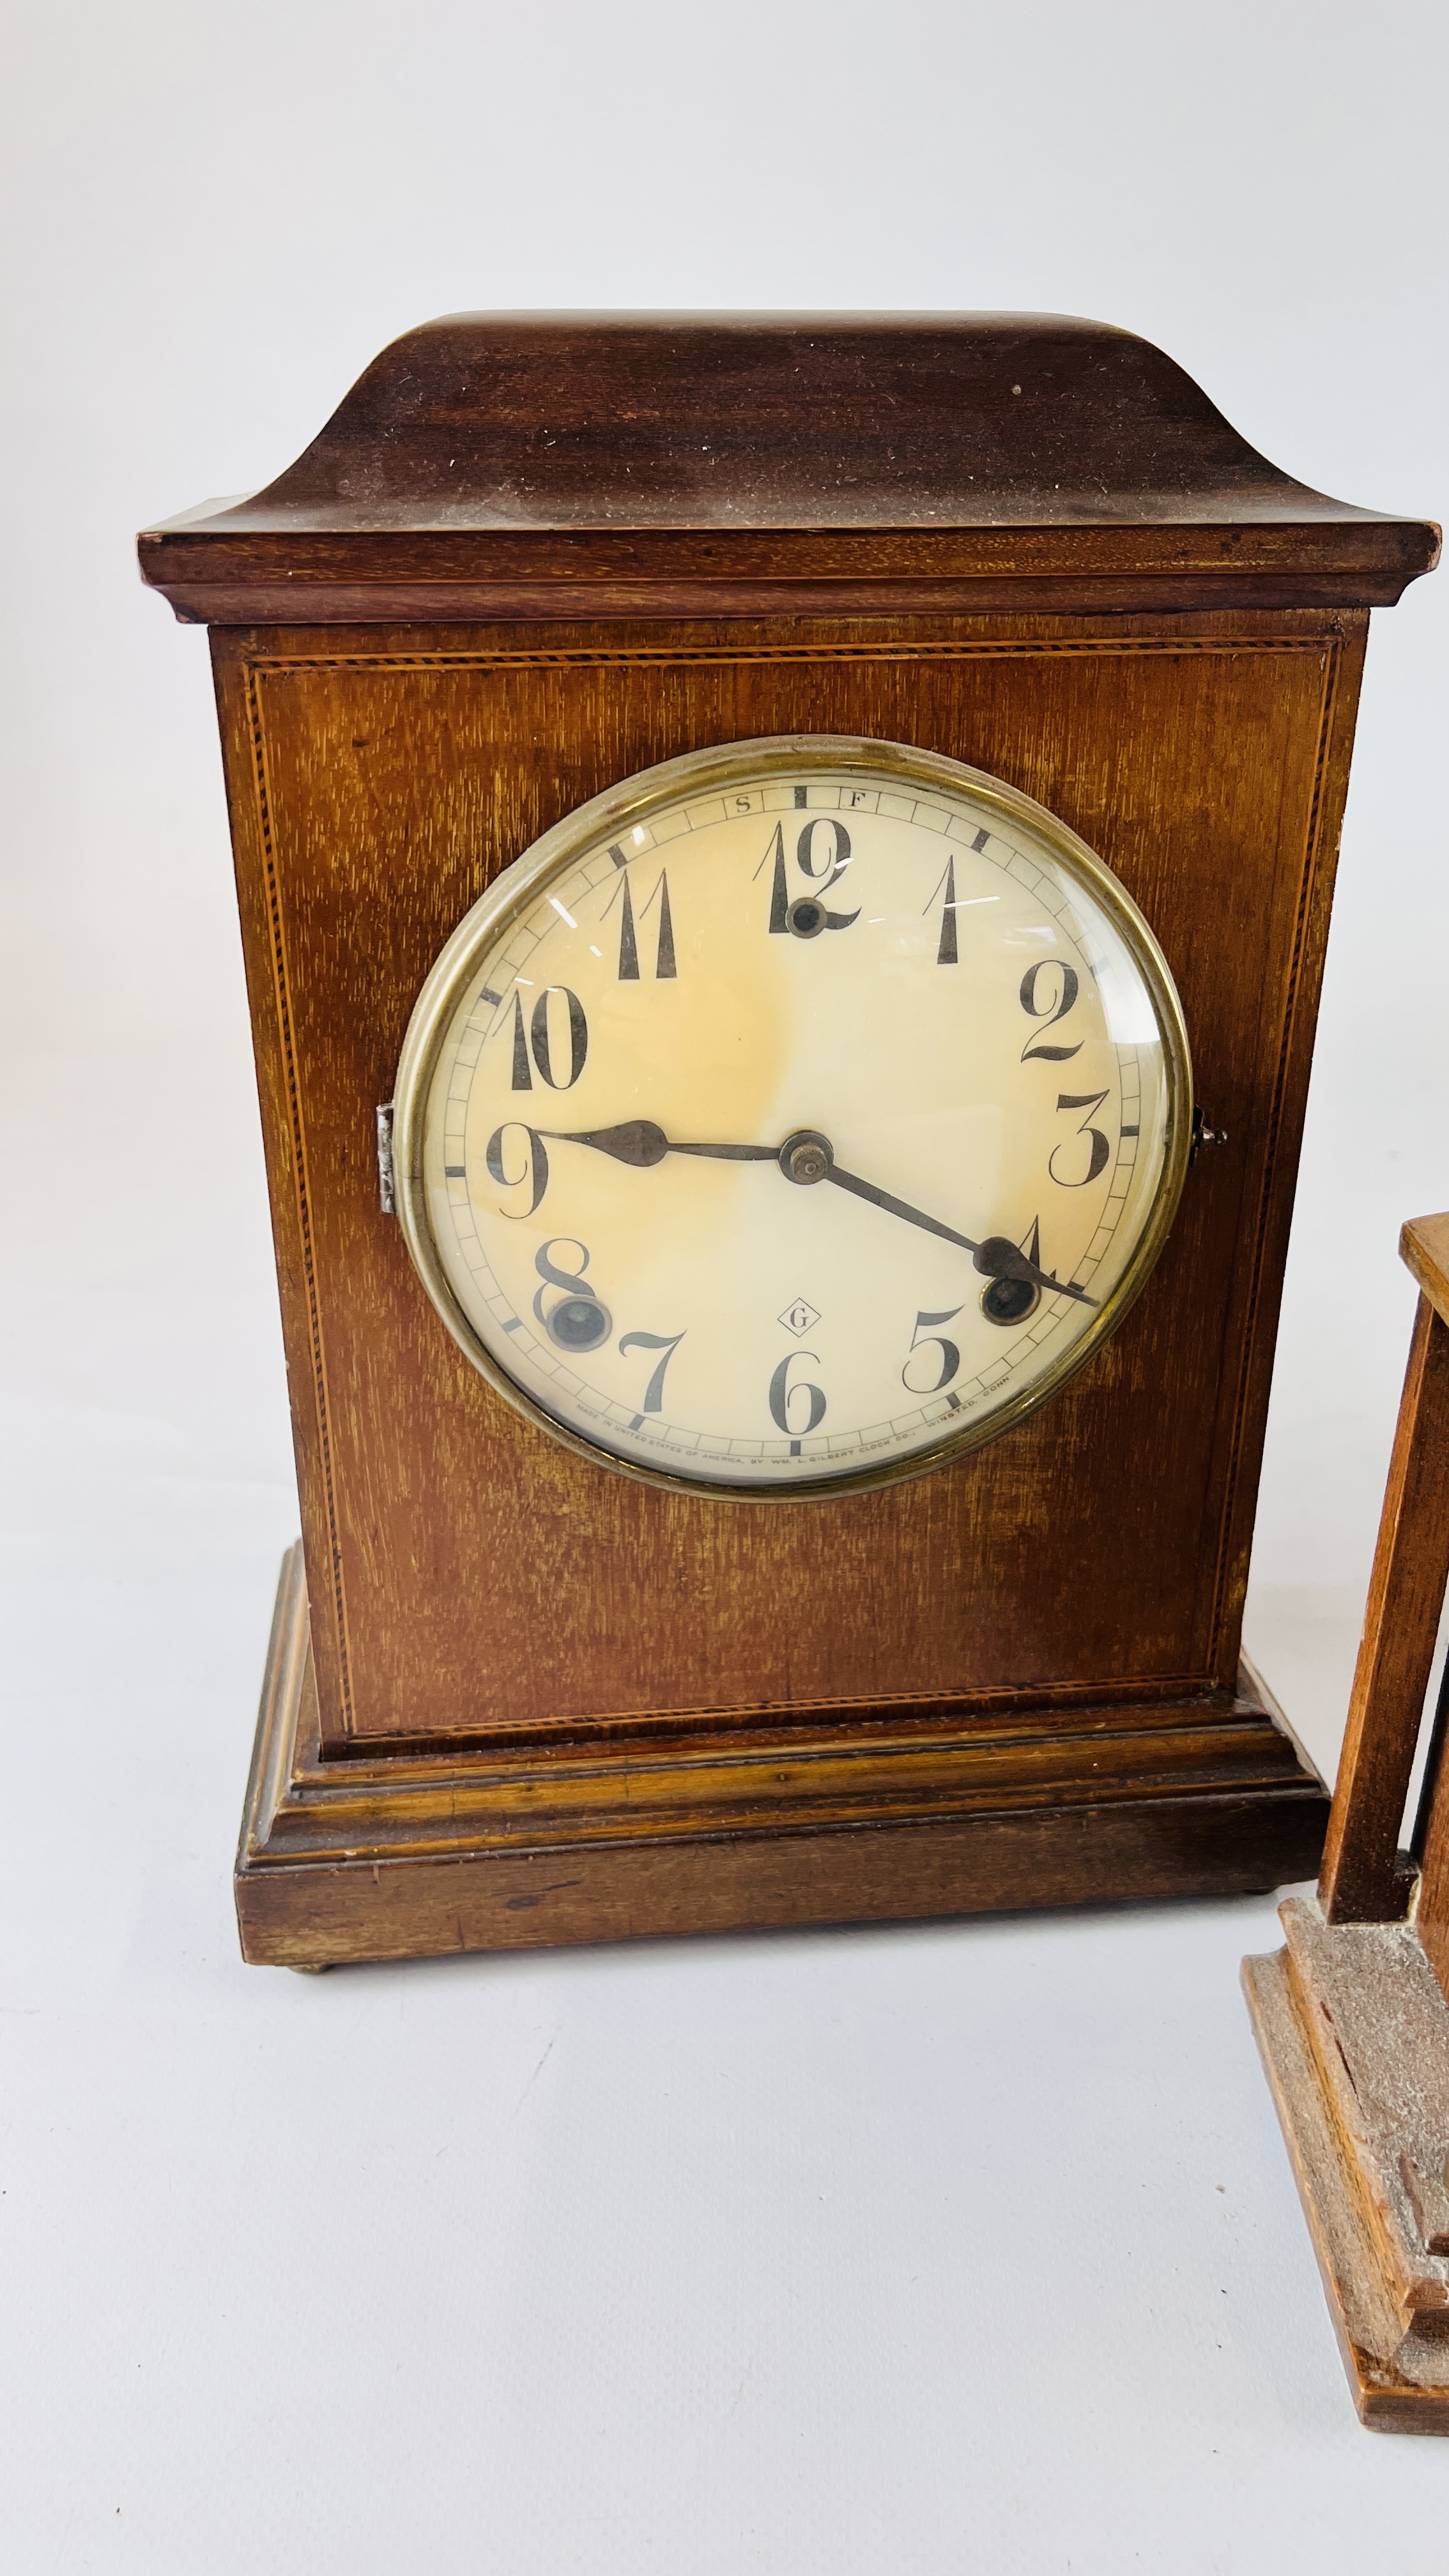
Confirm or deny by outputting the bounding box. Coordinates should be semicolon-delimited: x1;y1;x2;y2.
137;316;1439;1967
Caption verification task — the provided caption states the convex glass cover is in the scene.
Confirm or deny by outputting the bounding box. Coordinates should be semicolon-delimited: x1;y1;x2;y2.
391;736;1192;1494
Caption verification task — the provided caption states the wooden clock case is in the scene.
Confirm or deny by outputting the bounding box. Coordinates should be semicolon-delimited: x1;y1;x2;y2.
138;314;1439;1968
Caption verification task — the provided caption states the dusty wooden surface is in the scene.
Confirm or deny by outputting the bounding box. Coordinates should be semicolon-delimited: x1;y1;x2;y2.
1280;1898;1449;2322
1244;1943;1449;2431
1245;1894;1449;2430
138;314;1439;624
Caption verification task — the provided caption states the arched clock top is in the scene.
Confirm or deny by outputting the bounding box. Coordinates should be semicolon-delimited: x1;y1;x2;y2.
137;312;1438;624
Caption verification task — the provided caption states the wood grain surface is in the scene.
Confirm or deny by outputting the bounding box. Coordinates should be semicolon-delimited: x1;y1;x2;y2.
237;1547;1327;1965
210;610;1361;1760
139;314;1439;624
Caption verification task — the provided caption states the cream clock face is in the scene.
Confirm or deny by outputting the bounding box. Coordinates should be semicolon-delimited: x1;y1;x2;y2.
392;737;1192;1496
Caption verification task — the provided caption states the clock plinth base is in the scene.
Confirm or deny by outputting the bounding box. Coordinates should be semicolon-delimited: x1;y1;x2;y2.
1244;1903;1449;2432
236;1547;1329;1970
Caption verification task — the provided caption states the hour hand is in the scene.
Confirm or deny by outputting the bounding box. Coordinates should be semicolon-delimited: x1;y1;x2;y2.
545;1119;778;1167
824;1159;1096;1307
971;1234;1096;1307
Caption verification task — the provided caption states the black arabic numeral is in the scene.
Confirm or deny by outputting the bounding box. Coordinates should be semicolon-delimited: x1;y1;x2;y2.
618;1328;686;1414
765;822;790;932
510;990;533;1090
653;873;677;978
769;1351;827;1436
931;857;959;965
795;816;860;931
529;986;588;1089
1050;1090;1112;1186
795;816;850;889
533;1238;611;1351
637;869;677;978
617;878;640;979
762;816;860;936
611;870;675;979
901;1305;963;1395
1020;960;1082;1062
484;1121;550;1217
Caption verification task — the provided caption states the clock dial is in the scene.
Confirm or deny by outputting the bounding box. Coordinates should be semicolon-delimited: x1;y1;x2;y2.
392;737;1192;1494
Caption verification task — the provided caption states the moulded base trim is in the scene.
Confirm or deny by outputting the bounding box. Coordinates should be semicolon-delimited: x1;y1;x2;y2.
236;1546;1330;1969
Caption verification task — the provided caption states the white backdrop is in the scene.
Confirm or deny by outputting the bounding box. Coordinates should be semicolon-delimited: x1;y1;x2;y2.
3;2;1447;2566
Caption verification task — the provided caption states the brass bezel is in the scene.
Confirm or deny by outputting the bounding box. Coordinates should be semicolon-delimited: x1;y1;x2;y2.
391;733;1194;1503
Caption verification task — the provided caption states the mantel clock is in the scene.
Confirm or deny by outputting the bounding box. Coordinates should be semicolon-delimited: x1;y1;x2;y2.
138;312;1438;1967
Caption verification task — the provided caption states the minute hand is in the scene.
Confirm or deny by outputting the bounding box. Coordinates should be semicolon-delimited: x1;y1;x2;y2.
823;1163;1096;1307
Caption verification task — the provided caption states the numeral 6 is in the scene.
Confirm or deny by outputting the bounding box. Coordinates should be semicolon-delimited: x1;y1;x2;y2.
769;1351;827;1436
